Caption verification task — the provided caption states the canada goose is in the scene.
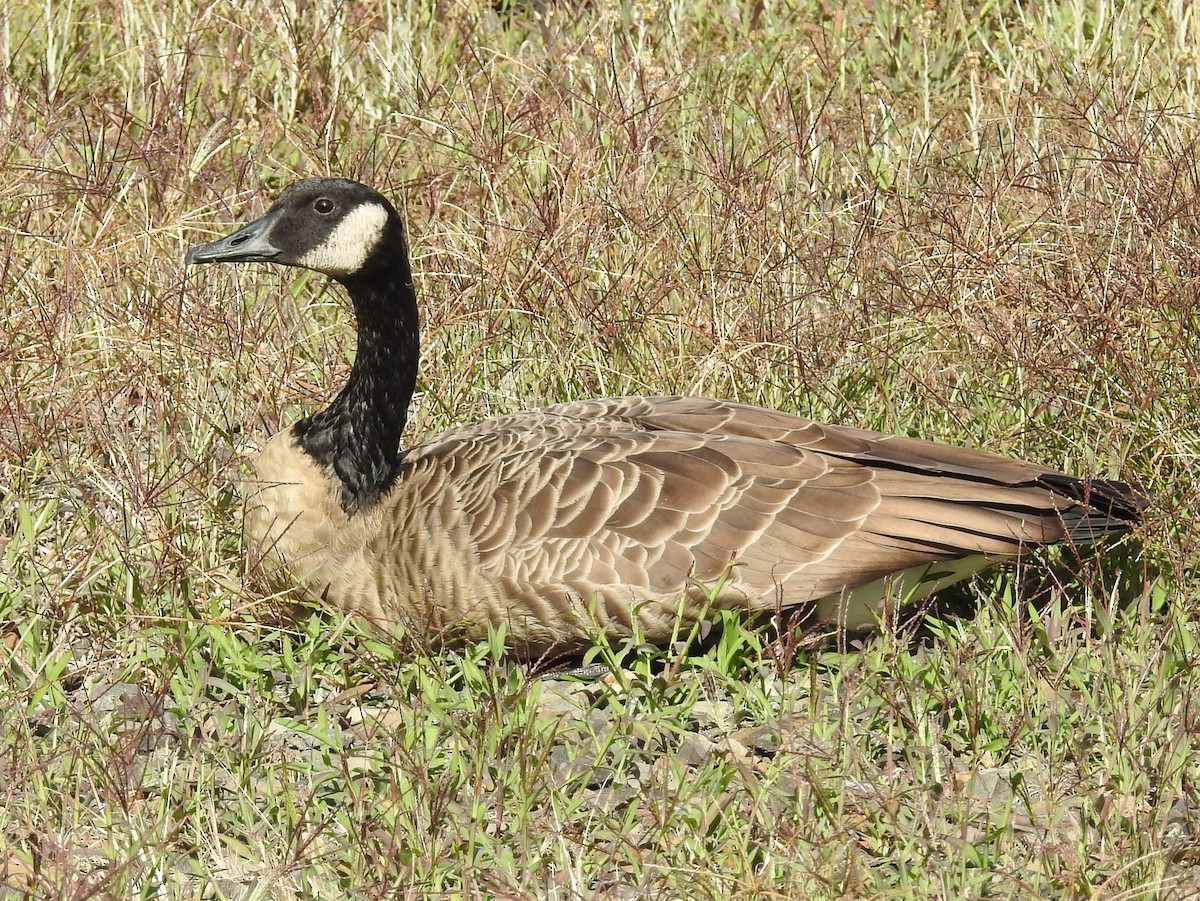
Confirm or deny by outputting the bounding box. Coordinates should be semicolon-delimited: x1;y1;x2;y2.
187;177;1147;656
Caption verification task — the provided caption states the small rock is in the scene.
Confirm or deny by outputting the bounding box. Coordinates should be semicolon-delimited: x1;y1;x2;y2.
586;707;615;742
732;724;780;755
83;681;142;718
536;683;584;720
1166;796;1197;841
549;744;616;789
725;736;753;765
590;782;640;812
691;699;735;730
676;732;719;768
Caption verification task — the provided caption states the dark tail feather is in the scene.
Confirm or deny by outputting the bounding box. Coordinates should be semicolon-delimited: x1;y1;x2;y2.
1037;474;1151;544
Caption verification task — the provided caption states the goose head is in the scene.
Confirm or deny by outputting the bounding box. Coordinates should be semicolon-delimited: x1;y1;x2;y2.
186;177;405;281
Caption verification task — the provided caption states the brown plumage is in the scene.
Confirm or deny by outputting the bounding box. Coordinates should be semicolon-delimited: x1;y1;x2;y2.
187;178;1148;656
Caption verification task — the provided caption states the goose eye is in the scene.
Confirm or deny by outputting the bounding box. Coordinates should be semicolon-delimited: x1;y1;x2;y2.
314;198;335;215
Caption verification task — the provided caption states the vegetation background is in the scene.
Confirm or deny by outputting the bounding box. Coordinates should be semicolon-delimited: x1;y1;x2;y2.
1;0;1198;897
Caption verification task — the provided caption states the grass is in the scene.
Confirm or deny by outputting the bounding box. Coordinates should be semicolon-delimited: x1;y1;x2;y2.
1;0;1198;896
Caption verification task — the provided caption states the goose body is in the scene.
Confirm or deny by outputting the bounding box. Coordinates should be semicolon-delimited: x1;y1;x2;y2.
188;178;1147;656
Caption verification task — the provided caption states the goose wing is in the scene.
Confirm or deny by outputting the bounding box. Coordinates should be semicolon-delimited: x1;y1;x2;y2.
400;396;1140;636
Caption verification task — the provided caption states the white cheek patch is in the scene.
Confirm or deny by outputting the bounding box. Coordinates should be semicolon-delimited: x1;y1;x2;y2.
298;202;389;276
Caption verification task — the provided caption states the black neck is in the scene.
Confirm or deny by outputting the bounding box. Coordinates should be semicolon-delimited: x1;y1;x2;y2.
292;231;418;514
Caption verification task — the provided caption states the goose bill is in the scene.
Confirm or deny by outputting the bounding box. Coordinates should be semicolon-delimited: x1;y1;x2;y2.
187;209;283;265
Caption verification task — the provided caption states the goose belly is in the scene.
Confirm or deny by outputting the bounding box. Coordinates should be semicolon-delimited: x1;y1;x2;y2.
243;433;511;636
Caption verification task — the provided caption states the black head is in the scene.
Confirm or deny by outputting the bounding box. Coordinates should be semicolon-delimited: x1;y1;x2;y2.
186;178;403;280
